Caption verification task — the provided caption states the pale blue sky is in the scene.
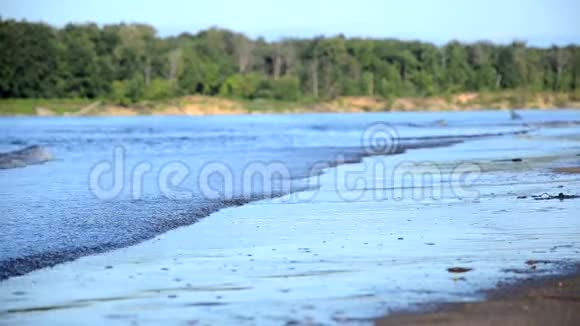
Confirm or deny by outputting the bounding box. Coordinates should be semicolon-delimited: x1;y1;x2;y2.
1;0;578;46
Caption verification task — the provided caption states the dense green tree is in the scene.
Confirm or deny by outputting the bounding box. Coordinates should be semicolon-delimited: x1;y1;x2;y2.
58;23;112;97
1;19;578;101
0;20;60;97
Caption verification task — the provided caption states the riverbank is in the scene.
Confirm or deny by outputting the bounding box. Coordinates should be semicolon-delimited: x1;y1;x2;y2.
1;91;579;116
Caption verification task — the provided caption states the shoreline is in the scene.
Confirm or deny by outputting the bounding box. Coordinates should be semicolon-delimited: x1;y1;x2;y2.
377;265;580;325
0;135;475;279
1;113;579;324
378;167;580;325
1;92;579;117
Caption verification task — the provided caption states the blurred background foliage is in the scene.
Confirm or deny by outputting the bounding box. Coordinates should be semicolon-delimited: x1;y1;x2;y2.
0;19;578;105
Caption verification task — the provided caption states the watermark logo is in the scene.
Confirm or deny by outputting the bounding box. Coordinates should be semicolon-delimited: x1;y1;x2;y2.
88;123;481;202
362;122;399;155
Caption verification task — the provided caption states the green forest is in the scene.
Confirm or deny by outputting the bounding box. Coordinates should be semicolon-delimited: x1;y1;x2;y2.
1;19;579;105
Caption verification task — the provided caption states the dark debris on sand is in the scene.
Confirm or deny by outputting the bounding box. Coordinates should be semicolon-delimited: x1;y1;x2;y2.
531;193;580;201
447;267;473;273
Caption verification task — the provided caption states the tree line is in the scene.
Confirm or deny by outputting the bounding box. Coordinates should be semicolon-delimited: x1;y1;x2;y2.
1;19;578;104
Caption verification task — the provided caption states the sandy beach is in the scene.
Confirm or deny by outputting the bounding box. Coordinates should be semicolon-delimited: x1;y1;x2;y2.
378;272;580;325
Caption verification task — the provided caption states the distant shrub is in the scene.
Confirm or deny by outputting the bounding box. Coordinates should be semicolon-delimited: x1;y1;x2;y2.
271;76;301;101
143;79;176;100
110;76;145;106
219;73;261;99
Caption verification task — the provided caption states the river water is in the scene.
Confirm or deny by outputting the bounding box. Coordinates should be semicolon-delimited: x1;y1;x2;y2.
0;110;579;283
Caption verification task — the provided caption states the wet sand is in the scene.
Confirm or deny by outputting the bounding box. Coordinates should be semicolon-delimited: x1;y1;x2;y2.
377;157;580;325
378;271;580;326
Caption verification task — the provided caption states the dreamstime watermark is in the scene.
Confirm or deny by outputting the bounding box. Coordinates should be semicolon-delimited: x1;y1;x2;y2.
88;123;482;202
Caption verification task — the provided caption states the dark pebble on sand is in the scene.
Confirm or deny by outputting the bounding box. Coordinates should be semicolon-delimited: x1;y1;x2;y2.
397;237;404;240
447;267;473;273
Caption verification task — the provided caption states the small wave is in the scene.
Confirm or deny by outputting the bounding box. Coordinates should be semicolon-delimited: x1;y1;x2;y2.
0;145;53;169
